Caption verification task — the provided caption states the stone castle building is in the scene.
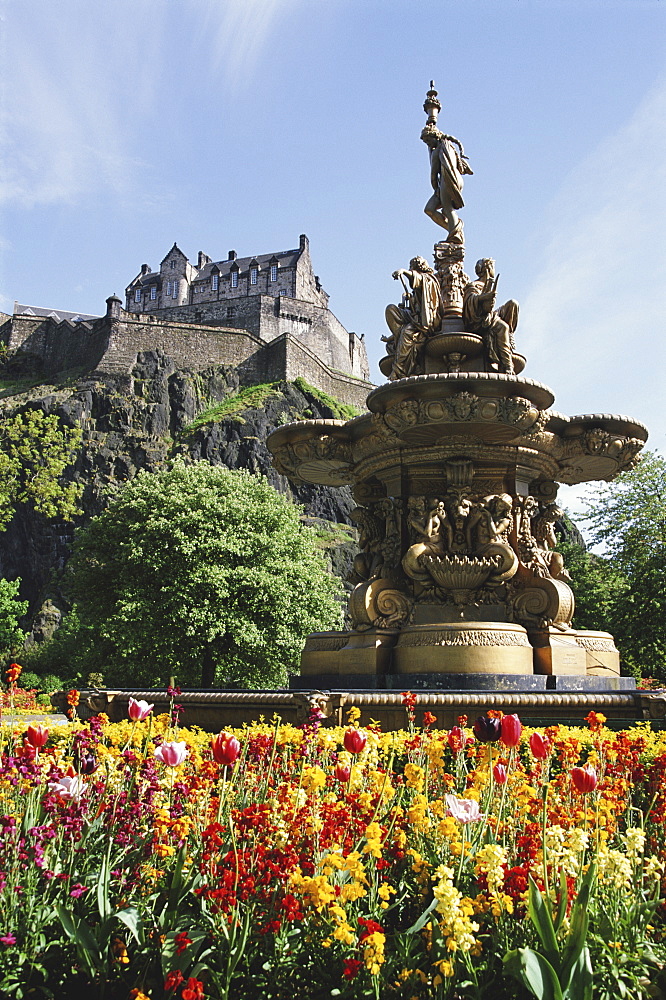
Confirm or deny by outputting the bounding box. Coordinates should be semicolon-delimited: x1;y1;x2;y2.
1;235;372;407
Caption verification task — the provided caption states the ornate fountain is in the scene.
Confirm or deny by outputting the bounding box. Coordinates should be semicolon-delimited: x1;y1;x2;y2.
267;84;648;694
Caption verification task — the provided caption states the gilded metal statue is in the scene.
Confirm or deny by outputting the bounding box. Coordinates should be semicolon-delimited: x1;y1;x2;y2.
383;257;443;380
421;83;473;244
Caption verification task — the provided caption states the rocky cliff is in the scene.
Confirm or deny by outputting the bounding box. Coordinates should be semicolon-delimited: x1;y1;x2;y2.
0;351;360;625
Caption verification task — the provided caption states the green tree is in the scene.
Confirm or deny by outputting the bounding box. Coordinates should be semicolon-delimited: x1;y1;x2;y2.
0;409;83;529
56;462;343;688
0;577;28;655
565;451;666;679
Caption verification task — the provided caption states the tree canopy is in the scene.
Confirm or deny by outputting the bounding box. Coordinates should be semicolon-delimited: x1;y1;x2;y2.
561;451;666;679
0;578;28;656
0;409;82;529
54;462;343;688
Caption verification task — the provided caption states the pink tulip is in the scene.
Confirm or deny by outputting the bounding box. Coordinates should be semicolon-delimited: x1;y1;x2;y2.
48;775;85;801
571;764;598;794
500;714;523;749
343;729;367;755
529;732;550;760
154;741;188;767
334;763;351;782
26;724;49;749
493;763;508;784
128;697;154;722
445;794;483;824
211;732;241;766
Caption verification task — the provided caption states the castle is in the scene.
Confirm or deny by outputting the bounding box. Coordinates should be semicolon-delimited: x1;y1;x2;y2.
1;235;372;407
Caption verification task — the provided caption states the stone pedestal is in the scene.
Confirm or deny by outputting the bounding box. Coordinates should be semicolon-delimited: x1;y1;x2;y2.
394;622;534;675
574;630;621;676
530;627;588;676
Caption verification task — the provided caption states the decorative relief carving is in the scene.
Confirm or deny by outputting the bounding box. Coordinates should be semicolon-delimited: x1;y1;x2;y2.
348;577;412;632
303;635;350;652
376;392;547;439
575;635;618;653
398;629;531;648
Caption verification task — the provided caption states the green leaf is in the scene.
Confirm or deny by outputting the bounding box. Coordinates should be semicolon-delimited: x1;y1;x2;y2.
553;871;569;934
404;895;439;935
503;948;565;1000
116;906;143;946
527;877;560;969
560;863;596;988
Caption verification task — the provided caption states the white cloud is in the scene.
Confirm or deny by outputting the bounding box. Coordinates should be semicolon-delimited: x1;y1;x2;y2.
191;0;293;91
521;77;666;450
0;1;164;208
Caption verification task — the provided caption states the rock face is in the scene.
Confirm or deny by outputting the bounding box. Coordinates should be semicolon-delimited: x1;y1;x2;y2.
0;351;359;620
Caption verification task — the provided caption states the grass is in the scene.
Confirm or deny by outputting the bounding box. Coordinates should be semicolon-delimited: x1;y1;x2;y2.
182;382;285;433
293;377;361;420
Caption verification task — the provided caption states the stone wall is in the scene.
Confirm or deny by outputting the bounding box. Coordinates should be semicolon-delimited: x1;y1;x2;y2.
3;314;110;373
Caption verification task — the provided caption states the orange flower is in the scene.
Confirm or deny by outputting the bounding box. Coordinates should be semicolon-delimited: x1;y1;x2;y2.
66;689;80;707
6;663;22;686
585;711;607;733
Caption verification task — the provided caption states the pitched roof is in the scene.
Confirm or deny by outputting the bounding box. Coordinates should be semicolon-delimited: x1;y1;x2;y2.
194;248;301;283
14;304;100;322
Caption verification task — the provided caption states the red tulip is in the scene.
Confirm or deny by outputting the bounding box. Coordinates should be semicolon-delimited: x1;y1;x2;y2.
500;714;522;749
343;729;367;755
571;764;598;794
493;763;508;784
211;732;241;767
334;763;351;782
26;724;49;749
529;732;550;760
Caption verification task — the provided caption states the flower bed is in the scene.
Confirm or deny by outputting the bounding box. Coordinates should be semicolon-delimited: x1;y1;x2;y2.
0;694;665;999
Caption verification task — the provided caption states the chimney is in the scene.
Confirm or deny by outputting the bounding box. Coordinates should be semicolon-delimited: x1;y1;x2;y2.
197;251;211;268
140;264;151;275
228;250;237;260
299;234;309;252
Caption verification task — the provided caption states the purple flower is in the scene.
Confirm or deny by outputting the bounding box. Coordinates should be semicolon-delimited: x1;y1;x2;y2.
70;883;89;898
0;934;16;946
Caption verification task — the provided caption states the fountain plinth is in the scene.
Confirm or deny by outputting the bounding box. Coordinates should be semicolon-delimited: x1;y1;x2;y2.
267;84;648;696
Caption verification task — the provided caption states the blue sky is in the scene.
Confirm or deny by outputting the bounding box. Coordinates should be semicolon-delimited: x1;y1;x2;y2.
1;0;665;509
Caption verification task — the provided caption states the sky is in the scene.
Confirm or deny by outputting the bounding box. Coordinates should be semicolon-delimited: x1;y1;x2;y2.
1;0;665;519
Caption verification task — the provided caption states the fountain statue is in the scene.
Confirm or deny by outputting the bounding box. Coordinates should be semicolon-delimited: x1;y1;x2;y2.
268;84;648;691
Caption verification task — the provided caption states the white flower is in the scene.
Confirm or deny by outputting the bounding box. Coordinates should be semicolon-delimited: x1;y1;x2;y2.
48;775;85;801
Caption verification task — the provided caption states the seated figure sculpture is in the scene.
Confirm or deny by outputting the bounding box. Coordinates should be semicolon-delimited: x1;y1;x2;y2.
383;257;443;380
463;258;519;374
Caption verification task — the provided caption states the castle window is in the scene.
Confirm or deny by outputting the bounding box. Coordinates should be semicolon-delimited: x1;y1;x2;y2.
166;281;172;296
173;280;179;298
250;267;258;285
134;289;141;303
227;306;235;319
231;270;238;288
270;264;278;282
150;287;157;300
279;289;287;296
170;260;176;269
212;274;219;291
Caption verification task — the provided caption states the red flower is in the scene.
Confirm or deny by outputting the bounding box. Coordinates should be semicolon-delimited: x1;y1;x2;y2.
571;764;598;794
342;958;362;981
401;691;417;709
500;714;522;748
343;729;367;754
585;711;607;733
211;732;241;766
447;726;466;752
164;970;184;992
181;977;205;1000
358;917;384;939
174;931;192;955
334;763;351;782
422;711;437;727
529;732;550;760
493;763;508;784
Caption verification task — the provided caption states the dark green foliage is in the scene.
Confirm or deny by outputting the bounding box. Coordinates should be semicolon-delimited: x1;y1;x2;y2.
562;451;666;680
0;577;28;654
47;462;343;688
